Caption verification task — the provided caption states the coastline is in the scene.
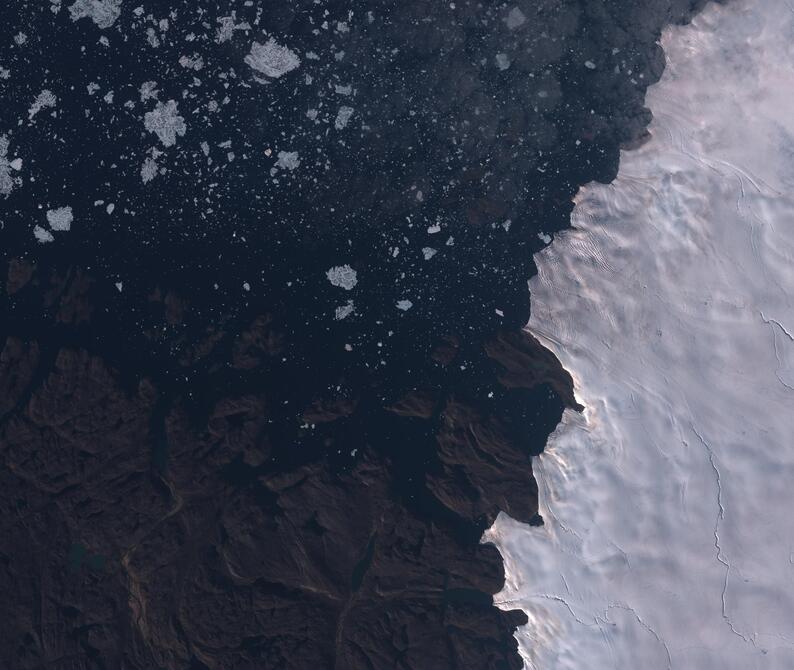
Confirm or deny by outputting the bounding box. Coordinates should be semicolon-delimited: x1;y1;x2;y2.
487;0;794;666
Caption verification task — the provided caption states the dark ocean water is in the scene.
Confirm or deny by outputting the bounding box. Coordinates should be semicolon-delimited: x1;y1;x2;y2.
2;0;596;488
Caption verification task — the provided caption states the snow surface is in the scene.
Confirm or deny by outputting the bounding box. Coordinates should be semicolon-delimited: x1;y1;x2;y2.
485;1;794;668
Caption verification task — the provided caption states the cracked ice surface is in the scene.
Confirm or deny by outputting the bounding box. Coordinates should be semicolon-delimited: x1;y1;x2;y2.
485;1;794;668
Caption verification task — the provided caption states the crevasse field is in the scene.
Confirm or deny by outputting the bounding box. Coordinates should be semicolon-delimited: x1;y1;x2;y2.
486;1;794;667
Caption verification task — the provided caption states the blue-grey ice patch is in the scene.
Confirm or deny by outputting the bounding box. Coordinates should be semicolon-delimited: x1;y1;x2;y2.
505;7;526;30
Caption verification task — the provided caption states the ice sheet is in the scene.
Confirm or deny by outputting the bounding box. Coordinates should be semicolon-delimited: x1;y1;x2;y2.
485;1;794;667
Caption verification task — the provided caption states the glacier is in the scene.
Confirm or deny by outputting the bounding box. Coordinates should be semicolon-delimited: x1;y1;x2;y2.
485;1;794;667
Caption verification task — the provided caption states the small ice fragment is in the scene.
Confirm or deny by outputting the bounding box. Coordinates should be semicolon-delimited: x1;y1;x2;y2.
179;54;204;71
242;282;251;291
115;282;123;292
0;135;22;197
326;265;358;290
106;203;114;214
538;231;552;244
215;16;250;44
422;247;437;260
584;60;597;70
141;157;158;183
46;206;73;231
334;106;354;130
146;28;159;48
34;225;54;243
495;53;511;70
245;39;300;79
335;300;355;320
144;100;186;147
275;150;300;171
28;90;57;121
396;300;413;311
68;0;122;29
505;7;526;30
427;224;441;234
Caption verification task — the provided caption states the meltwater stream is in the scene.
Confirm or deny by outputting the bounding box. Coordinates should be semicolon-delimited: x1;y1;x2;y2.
486;1;794;668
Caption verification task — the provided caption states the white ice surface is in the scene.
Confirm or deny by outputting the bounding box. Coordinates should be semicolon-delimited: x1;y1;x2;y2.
484;1;794;668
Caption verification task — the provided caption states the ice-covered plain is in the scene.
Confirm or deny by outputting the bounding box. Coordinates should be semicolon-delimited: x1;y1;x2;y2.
485;1;794;668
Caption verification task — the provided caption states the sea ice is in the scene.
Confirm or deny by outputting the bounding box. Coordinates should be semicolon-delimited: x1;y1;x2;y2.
28;90;57;121
275;151;300;171
334;106;354;130
0;135;22;197
46;206;73;231
33;226;54;243
144;100;186;147
68;0;122;29
326;265;357;290
245;39;300;79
